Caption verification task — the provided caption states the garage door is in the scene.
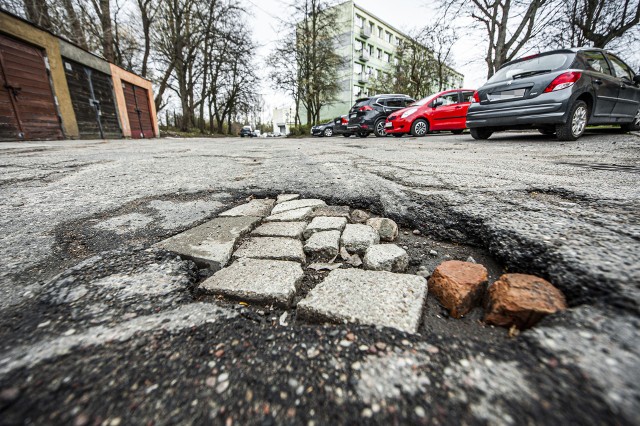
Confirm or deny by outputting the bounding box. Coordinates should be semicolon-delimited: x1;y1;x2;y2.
0;33;63;141
63;58;121;139
123;81;154;139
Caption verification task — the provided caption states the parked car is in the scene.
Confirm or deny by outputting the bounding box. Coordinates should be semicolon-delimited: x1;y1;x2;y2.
311;121;335;137
239;126;254;137
385;89;476;137
347;94;415;137
466;47;640;141
332;115;353;137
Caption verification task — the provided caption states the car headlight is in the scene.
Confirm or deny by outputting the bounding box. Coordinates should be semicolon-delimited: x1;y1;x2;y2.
401;108;418;119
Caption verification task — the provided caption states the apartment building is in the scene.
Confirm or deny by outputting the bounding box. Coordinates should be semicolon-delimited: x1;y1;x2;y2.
316;0;464;121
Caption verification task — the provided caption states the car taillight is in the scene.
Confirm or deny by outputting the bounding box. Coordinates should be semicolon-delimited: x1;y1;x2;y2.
544;72;582;93
359;105;373;112
471;91;480;103
341;117;348;124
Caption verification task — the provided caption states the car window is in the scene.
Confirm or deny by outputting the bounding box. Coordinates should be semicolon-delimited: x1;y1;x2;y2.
582;51;613;75
402;98;415;107
385;98;405;108
436;92;459;106
353;99;369;109
488;53;572;83
461;91;474;103
607;54;635;81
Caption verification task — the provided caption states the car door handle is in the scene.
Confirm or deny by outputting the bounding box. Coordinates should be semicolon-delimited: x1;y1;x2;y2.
594;79;603;85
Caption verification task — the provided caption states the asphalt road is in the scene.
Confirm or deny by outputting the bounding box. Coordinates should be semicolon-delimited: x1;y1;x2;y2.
0;130;638;425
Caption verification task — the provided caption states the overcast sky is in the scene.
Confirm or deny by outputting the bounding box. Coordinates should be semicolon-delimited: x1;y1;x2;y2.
246;0;485;118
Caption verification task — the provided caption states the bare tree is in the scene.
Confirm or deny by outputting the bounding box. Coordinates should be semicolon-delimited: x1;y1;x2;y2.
22;0;53;30
442;0;556;78
269;0;344;126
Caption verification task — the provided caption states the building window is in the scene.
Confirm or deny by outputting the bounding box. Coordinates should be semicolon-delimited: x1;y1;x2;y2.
369;22;375;34
386;31;392;43
369;44;374;55
354;86;363;97
395;36;401;46
355;40;363;51
377;48;382;59
373;69;379;78
355;14;364;28
384;52;390;62
354;63;363;74
394;57;399;65
378;26;383;38
367;66;373;75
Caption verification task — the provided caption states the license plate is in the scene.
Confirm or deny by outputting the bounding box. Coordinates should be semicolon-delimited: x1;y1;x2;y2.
487;88;526;101
384;122;392;128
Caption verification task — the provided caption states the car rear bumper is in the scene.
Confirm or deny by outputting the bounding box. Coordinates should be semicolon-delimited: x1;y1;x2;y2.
466;91;573;128
333;125;352;135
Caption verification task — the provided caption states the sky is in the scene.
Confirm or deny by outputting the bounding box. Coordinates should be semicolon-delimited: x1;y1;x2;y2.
246;0;486;119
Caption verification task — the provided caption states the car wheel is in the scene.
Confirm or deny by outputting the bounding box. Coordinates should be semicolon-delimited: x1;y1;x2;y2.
556;100;588;141
451;129;464;135
410;119;429;137
620;107;640;132
374;119;387;137
357;131;369;138
538;127;556;135
470;128;493;140
323;128;333;137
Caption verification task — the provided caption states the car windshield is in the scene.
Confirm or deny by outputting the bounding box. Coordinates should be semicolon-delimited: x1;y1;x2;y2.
410;94;437;106
353;100;369;109
242;126;251;130
488;53;572;83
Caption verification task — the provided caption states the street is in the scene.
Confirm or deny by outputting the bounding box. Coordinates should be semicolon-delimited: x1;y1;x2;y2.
0;130;639;425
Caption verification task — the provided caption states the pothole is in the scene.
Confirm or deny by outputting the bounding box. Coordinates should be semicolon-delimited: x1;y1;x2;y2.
155;194;568;338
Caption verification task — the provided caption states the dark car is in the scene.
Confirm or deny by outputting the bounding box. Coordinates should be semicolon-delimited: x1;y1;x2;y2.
332;115;353;137
239;126;254;138
310;121;335;137
347;94;415;137
466;48;640;141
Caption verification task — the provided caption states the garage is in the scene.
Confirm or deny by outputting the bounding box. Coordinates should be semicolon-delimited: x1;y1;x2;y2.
123;81;154;139
0;32;63;141
63;58;121;139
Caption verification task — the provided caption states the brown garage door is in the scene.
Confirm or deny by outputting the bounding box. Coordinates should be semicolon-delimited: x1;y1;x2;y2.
0;33;63;141
123;81;154;139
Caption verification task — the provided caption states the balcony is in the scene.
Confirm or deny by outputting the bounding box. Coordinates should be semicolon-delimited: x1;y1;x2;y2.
360;26;371;39
358;73;369;84
358;49;370;62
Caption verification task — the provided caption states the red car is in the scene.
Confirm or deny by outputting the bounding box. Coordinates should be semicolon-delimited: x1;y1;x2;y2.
385;89;476;137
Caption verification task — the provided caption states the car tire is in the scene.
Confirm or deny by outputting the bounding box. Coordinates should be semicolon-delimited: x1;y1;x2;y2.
357;131;369;138
620;107;640;132
410;119;429;137
470;128;493;140
538;128;556;135
374;119;387;137
451;129;464;135
323;128;333;137
556;100;588;141
342;133;352;137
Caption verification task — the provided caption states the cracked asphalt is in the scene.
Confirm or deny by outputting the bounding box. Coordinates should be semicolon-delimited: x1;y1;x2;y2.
0;130;638;425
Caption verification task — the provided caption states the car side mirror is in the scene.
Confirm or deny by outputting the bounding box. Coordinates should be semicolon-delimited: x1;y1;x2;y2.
432;100;443;108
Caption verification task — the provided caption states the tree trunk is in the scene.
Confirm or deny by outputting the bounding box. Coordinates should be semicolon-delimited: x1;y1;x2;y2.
98;0;115;63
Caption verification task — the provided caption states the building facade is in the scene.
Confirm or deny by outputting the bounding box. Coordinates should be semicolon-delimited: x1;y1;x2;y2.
315;1;464;121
